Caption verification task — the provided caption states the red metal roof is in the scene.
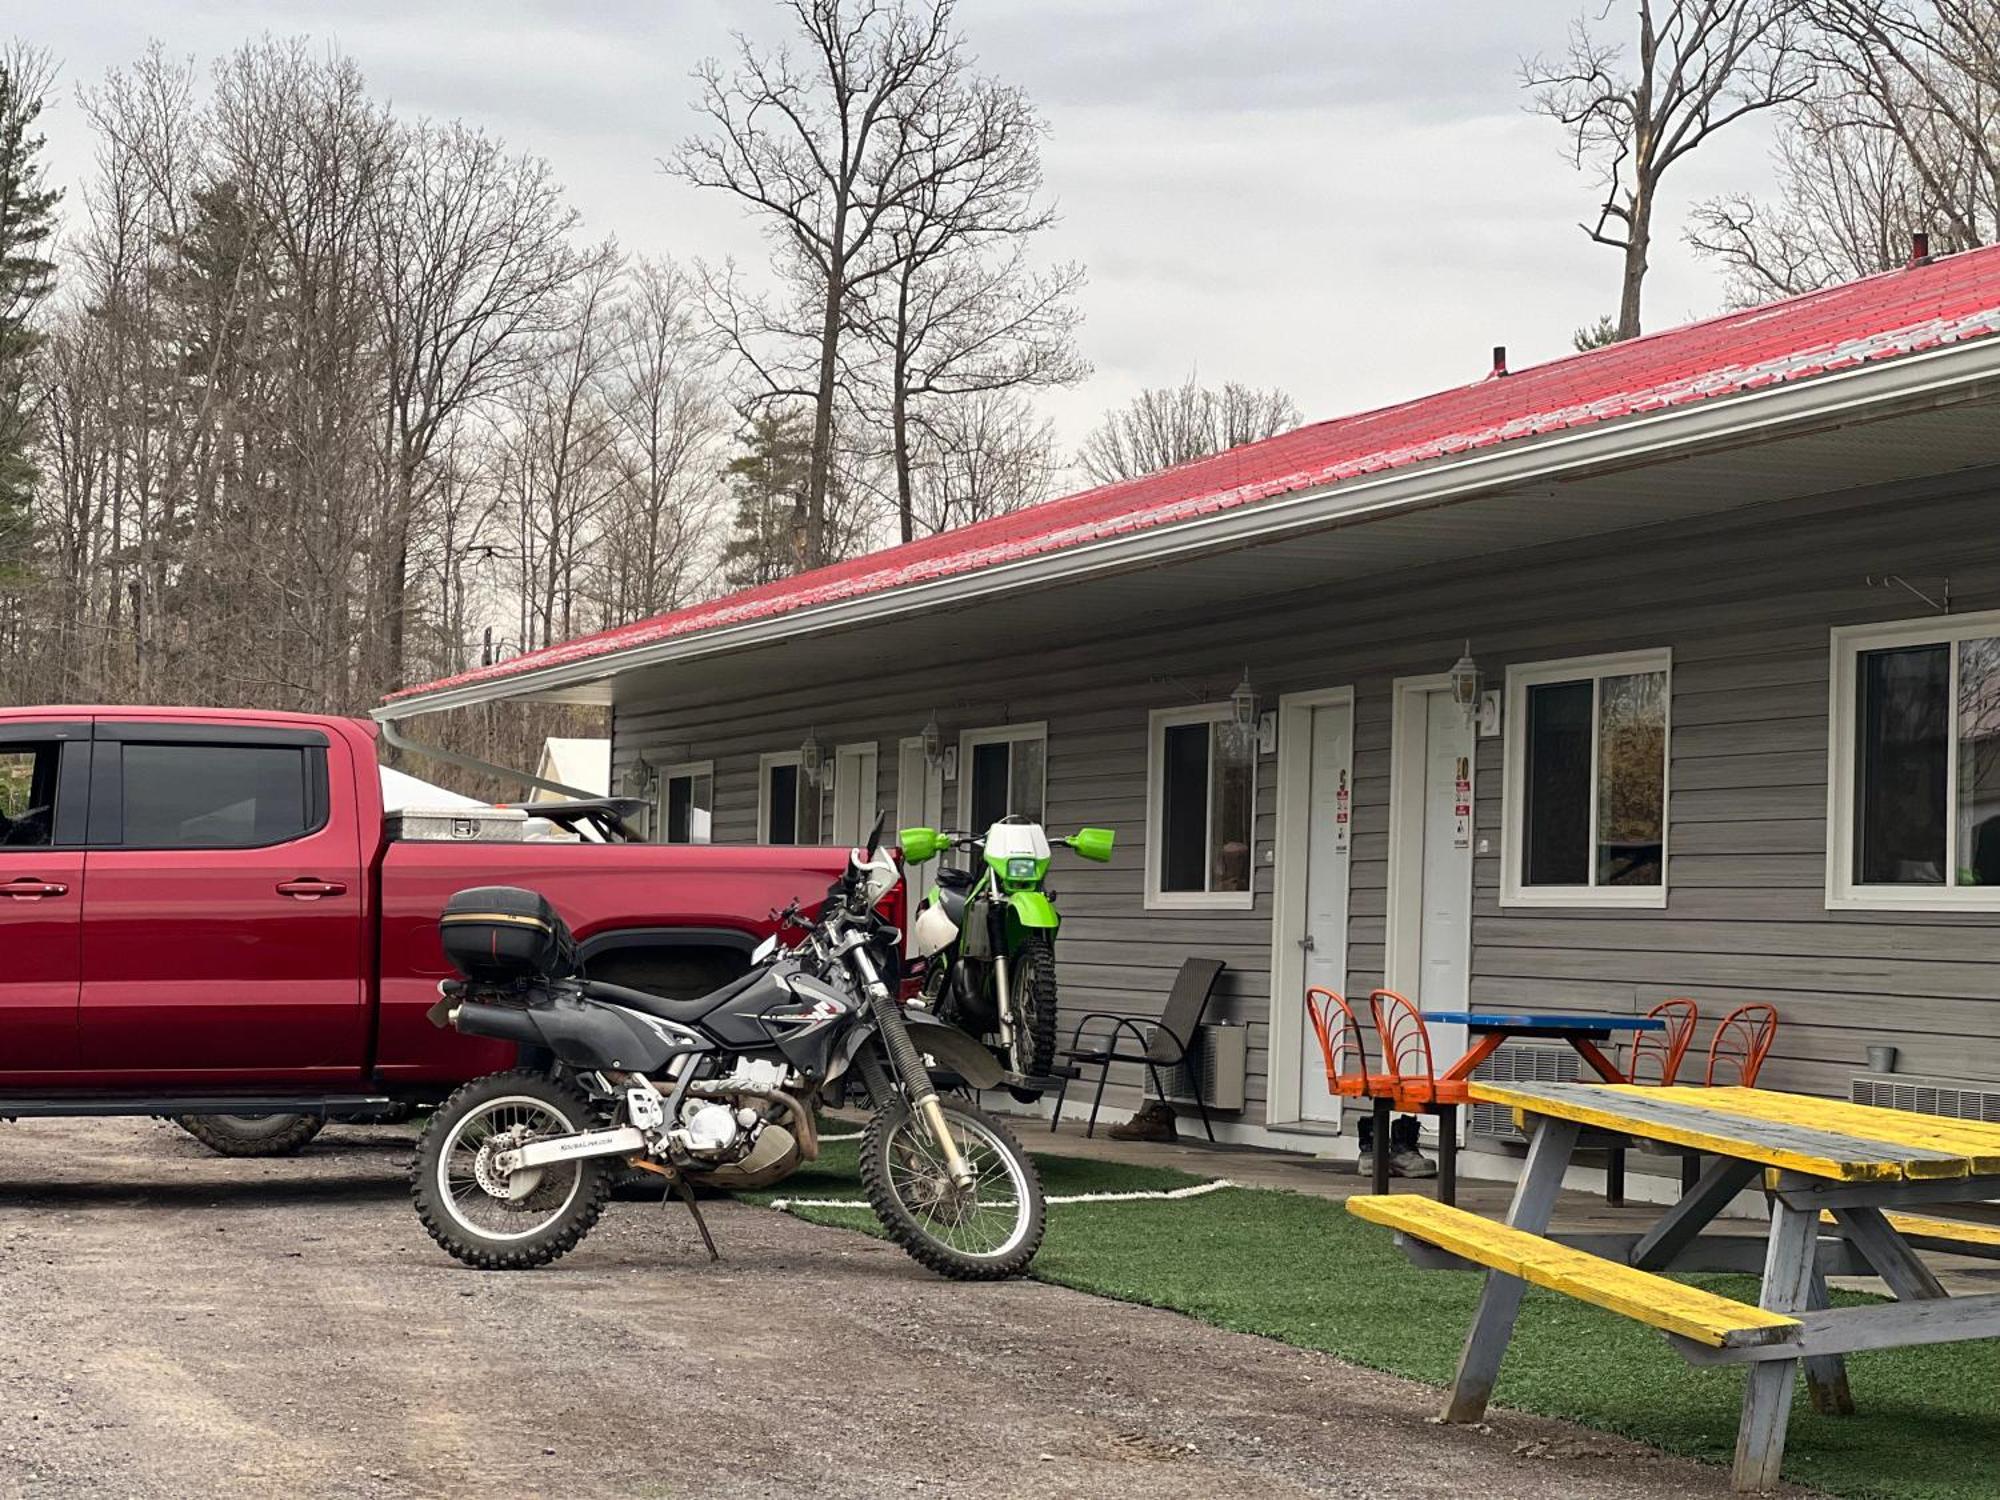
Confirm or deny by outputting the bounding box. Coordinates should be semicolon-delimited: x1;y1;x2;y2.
390;246;2000;704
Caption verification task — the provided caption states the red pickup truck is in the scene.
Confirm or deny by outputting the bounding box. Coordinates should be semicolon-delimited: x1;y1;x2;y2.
0;706;852;1152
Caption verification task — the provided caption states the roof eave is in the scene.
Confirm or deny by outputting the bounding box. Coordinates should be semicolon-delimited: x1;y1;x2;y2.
374;335;2000;723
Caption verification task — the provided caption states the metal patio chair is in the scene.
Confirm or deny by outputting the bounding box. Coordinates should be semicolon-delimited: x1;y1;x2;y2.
1367;988;1472;1203
1051;956;1226;1142
1607;997;1703;1204
1705;1003;1779;1086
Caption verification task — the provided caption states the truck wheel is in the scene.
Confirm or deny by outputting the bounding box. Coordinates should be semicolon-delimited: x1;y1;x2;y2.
176;1113;326;1157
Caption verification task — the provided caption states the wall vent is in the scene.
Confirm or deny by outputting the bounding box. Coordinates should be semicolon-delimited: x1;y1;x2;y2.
1851;1071;2000;1124
1152;1022;1247;1113
1469;1042;1580;1141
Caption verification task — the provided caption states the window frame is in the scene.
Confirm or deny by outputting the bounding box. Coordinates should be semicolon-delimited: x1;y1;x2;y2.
757;751;818;846
1145;703;1258;911
956;722;1048;829
657;760;713;846
1500;647;1672;910
1826;608;2000;912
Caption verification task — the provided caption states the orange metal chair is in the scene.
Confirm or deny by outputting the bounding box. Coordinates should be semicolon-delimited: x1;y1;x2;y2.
1706;1003;1779;1087
1608;998;1702;1205
1366;989;1470;1203
1304;987;1378;1099
1623;998;1701;1086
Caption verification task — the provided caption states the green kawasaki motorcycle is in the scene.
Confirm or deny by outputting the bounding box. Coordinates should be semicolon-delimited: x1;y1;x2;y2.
899;816;1114;1099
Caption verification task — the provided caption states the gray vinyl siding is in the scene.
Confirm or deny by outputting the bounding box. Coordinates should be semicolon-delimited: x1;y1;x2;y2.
614;468;2000;1127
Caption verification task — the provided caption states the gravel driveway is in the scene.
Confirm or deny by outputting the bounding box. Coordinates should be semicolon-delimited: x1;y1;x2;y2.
0;1119;1795;1499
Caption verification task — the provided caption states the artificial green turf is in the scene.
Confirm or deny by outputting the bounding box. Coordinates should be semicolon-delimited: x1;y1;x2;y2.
753;1147;2000;1500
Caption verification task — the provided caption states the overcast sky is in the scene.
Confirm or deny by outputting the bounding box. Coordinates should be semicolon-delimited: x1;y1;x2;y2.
19;1;1782;466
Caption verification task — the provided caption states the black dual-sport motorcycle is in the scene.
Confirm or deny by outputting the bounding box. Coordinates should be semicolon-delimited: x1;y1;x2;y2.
410;816;1046;1281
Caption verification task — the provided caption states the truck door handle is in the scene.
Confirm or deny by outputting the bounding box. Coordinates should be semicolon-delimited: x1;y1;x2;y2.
2;878;68;900
276;878;348;901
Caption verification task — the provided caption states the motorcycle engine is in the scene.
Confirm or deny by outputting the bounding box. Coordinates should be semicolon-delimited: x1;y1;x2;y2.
669;1100;759;1160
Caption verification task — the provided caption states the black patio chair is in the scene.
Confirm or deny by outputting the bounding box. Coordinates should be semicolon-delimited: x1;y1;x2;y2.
1050;956;1226;1143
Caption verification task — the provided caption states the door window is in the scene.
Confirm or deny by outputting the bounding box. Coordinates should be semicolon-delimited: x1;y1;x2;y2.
120;744;321;848
0;744;61;847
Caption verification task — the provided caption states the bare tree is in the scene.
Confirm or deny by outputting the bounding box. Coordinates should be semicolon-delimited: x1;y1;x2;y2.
1525;0;1813;340
1077;377;1301;486
845;67;1085;542
1692;1;1997;300
905;388;1056;532
672;0;965;570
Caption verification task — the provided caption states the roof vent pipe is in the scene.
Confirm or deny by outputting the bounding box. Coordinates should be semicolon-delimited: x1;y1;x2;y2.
1909;231;1932;267
1490;345;1509;378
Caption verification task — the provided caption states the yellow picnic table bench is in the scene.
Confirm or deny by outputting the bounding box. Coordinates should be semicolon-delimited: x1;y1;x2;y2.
1347;1082;2000;1494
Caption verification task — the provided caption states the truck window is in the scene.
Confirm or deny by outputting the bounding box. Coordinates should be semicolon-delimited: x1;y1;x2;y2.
0;744;59;848
121;743;320;848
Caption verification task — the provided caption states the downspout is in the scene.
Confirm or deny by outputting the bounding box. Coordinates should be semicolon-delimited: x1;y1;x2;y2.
375;714;602;802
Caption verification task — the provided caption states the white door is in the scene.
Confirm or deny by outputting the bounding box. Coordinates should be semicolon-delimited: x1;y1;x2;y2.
896;738;944;951
1297;699;1354;1124
831;743;879;847
1388;684;1474;1111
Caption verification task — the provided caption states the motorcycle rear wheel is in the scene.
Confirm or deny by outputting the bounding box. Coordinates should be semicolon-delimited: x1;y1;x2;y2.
411;1070;612;1270
859;1096;1044;1280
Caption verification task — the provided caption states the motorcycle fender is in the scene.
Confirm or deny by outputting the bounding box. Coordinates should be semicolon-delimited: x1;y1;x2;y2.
1003;890;1060;930
904;1009;1006;1089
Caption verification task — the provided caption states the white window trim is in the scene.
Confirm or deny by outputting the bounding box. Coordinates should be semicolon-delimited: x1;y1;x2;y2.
757;750;816;846
1826;607;2000;912
657;760;713;846
1146;703;1258;911
1501;647;1672;909
956;722;1048;826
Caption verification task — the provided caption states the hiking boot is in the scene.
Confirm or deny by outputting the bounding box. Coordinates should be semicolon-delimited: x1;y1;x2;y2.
1108;1101;1178;1143
1387;1114;1437;1178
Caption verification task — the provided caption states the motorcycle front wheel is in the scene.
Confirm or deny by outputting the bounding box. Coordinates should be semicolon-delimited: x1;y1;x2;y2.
859;1096;1045;1280
411;1069;613;1270
1006;932;1059;1100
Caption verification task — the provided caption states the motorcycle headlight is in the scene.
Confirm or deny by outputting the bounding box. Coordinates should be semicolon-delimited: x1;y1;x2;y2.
1006;856;1038;880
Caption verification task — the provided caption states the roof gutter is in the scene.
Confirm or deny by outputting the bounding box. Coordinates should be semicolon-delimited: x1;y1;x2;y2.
375;334;2000;721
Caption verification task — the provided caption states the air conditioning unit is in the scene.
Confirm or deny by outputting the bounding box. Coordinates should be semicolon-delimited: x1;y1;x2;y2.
1852;1072;2000;1124
1153;1021;1247;1113
1468;1042;1580;1142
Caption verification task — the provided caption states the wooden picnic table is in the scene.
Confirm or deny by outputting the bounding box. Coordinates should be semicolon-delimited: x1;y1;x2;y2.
1354;1080;2000;1492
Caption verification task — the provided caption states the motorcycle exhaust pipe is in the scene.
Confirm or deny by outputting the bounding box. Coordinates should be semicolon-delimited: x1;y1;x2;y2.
451;1000;543;1047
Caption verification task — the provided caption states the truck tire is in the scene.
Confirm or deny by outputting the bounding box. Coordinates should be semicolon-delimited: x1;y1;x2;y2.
176;1113;326;1157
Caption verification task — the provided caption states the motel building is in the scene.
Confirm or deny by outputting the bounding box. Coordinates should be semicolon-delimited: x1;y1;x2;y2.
381;244;2000;1196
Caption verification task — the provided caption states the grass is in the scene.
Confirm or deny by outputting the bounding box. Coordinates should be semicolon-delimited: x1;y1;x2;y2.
747;1134;2000;1500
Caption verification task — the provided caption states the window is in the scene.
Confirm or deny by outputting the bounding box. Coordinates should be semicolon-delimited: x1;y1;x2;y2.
958;723;1046;832
1829;611;2000;909
120;743;320;849
1502;650;1670;907
0;743;61;848
1146;706;1256;908
659;762;713;845
759;751;820;845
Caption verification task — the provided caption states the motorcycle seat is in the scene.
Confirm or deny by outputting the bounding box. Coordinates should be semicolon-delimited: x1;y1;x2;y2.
582;967;763;1025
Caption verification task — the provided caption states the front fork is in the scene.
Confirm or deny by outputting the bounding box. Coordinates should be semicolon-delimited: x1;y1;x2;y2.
852;947;974;1190
991;953;1015;1052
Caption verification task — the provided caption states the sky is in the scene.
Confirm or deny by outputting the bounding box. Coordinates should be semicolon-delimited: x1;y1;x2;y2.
16;1;1785;466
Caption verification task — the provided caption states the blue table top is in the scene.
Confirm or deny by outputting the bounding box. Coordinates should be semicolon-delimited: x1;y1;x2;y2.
1420;1010;1666;1033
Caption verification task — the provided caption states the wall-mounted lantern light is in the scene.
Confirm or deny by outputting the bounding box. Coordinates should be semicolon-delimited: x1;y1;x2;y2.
920;712;943;767
1449;641;1483;719
1220;668;1259;763
800;728;824;786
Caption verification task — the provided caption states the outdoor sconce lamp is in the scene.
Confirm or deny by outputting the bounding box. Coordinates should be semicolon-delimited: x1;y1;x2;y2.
799;728;825;787
1223;668;1259;763
920;712;943;767
1449;641;1483;718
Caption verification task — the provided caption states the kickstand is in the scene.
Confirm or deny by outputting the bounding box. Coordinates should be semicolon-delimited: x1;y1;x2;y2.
670;1175;721;1263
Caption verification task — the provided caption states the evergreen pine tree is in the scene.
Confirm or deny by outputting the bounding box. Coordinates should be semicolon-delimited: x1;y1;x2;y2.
720;409;813;588
0;50;61;570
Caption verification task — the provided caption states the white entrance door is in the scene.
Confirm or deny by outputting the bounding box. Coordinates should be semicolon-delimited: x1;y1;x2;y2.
831;743;879;847
1272;688;1355;1128
1388;681;1475;1109
896;738;944;951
